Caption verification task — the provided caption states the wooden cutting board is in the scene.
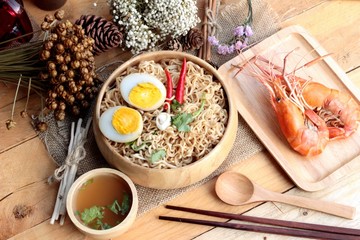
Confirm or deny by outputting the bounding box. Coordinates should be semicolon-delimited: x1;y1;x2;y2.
218;25;360;191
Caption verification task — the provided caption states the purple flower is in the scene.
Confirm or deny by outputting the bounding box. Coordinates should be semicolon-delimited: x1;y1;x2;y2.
228;44;235;54
235;40;243;50
233;26;244;37
217;45;228;55
208;36;219;46
244;25;253;37
241;38;249;49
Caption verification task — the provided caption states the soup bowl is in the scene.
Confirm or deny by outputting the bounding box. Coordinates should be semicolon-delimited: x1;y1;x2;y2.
66;168;138;239
93;51;238;189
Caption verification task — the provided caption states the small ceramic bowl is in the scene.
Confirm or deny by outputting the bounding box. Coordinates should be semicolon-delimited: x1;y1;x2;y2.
66;168;138;239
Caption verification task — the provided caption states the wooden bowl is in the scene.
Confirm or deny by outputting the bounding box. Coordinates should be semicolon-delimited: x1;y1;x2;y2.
66;168;138;239
93;51;238;189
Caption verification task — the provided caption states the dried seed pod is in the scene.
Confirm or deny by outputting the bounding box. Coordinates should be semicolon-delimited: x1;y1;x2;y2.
36;122;48;132
75;92;85;100
58;73;67;83
66;95;75;104
41;21;51;31
66;69;75;78
63;39;73;49
58;101;66;110
60;63;68;72
55;110;66;121
64;54;71;64
55;54;64;64
71;105;80;116
54;10;65;20
47;61;56;71
55;43;65;54
44;14;55;23
71;60;80;69
48;91;57;99
44;40;54;50
40;50;51;60
50;100;58;110
49;33;58;41
20;110;28;118
55;85;64;94
81;100;90;109
50;69;57;78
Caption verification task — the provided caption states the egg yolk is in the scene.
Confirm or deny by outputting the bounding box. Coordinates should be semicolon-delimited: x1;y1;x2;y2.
129;82;162;109
111;107;140;134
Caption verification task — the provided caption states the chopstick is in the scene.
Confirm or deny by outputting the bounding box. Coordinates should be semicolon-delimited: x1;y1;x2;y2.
159;205;360;240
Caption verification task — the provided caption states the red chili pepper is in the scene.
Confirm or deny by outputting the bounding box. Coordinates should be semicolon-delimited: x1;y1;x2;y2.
164;68;173;110
175;57;187;104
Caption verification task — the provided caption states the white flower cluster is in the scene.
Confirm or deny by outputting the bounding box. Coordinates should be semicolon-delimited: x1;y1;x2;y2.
110;0;200;54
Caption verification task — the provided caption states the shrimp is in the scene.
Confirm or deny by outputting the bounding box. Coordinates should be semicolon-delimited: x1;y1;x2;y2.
302;82;360;139
242;50;360;156
249;59;329;156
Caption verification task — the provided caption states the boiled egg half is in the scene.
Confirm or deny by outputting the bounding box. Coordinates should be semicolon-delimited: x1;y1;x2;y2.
99;106;143;143
120;73;166;111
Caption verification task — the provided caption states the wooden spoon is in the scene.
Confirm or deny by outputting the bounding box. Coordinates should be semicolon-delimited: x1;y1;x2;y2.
215;171;356;219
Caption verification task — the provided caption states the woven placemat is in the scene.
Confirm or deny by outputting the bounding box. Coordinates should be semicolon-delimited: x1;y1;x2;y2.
39;0;280;215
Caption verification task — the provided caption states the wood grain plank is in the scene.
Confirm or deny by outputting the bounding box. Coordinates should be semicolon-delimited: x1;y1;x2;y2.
0;94;42;153
0;181;59;240
280;1;360;72
0;83;29;109
0;138;57;200
268;0;326;21
0;137;58;239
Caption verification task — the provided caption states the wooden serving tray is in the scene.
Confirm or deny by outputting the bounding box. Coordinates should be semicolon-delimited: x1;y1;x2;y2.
218;25;360;191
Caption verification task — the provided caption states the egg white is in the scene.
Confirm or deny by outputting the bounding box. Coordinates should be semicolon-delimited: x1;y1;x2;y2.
120;73;166;111
99;106;143;143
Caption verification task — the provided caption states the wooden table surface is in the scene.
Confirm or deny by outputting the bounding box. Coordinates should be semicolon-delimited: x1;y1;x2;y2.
1;0;360;239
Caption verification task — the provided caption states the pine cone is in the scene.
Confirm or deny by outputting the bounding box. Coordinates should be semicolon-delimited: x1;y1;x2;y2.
180;28;204;51
75;15;123;55
166;38;183;51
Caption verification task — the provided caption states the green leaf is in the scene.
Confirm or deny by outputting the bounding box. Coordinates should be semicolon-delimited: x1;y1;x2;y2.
107;199;121;215
150;149;166;163
80;178;94;190
96;219;112;230
121;192;131;215
80;206;104;226
171;99;182;112
171;94;206;132
171;112;193;132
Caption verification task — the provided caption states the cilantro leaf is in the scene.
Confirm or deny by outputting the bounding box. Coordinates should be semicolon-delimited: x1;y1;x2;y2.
107;199;121;215
150;149;166;163
172;113;193;132
96;219;112;230
121;193;131;215
80;178;94;190
80;206;104;226
171;95;206;132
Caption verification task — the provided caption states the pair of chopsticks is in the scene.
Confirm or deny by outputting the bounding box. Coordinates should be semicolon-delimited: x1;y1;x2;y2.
159;205;360;240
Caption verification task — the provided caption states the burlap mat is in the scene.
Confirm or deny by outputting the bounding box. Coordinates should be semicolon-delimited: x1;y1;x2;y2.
39;0;280;215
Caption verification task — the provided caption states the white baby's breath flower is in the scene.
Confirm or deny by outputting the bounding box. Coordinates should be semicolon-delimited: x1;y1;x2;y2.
109;0;200;54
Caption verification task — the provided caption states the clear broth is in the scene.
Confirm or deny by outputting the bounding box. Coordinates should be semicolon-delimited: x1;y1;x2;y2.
74;173;132;229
